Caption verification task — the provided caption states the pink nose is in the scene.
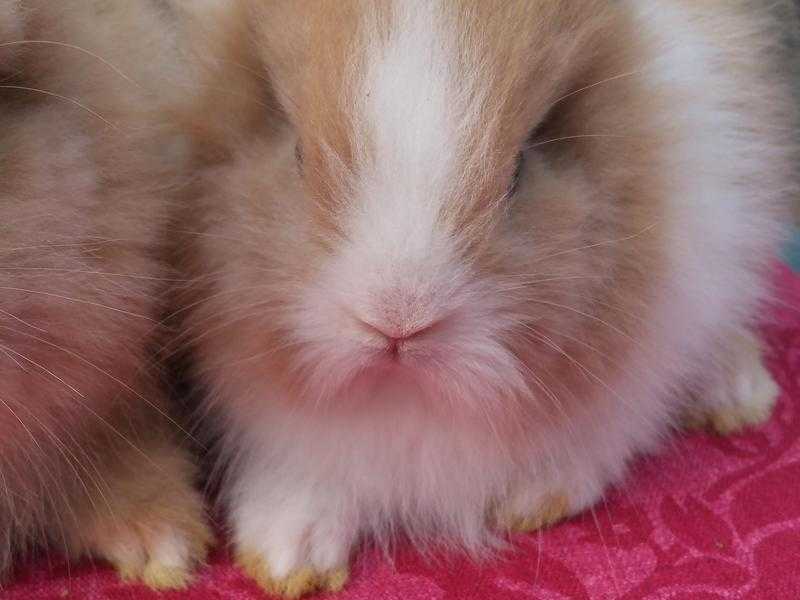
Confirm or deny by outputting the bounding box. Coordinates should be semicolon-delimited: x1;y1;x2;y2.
358;319;437;355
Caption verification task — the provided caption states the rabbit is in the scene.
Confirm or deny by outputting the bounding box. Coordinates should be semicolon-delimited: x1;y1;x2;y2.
171;1;799;597
0;1;22;72
0;1;211;588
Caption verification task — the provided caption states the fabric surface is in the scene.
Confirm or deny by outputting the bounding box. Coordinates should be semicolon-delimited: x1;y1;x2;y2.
4;265;800;600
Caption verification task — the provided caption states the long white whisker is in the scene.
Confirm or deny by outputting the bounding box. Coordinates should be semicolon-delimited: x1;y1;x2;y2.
0;86;117;129
0;326;202;449
549;70;641;108
527;134;632;150
0;267;189;281
532;222;659;264
0;307;49;333
589;504;621;597
0;286;155;321
0;40;140;87
525;298;638;348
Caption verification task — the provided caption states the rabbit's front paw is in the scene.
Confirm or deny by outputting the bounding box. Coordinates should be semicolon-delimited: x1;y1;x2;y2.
232;485;353;598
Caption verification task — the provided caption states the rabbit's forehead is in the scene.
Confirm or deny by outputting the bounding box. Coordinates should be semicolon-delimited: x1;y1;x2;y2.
351;2;491;198
256;0;608;211
275;5;546;195
256;0;607;125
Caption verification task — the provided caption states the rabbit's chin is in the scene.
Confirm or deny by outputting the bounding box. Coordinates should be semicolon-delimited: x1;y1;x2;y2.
291;333;532;420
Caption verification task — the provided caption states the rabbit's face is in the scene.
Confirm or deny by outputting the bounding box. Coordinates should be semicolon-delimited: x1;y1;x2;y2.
197;1;668;423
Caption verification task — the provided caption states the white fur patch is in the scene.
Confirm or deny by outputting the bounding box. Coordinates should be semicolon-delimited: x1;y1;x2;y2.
282;0;531;416
627;1;790;377
346;0;477;310
232;447;353;577
221;0;794;576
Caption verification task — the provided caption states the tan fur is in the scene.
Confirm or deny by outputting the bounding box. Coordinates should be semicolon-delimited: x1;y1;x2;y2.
75;436;212;589
685;331;780;435
236;550;348;599
249;2;618;228
493;492;570;534
0;1;211;584
169;2;797;597
176;0;670;425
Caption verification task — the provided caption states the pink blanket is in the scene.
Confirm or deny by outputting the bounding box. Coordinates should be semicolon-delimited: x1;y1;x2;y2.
5;266;800;600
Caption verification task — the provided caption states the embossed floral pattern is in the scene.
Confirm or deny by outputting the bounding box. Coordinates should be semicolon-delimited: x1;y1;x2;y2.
5;265;800;600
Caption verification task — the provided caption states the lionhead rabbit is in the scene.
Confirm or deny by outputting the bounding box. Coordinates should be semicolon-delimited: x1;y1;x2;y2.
0;1;211;588
173;1;798;597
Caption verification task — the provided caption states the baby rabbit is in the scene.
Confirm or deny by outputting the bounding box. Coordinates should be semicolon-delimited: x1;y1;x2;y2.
173;1;798;597
0;1;210;588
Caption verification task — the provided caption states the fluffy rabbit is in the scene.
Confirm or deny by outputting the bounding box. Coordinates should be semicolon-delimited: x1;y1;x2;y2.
173;1;798;597
0;2;210;587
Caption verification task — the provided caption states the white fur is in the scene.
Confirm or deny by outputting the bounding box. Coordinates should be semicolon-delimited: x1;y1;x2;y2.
288;3;525;417
148;529;193;570
227;3;527;567
220;0;794;578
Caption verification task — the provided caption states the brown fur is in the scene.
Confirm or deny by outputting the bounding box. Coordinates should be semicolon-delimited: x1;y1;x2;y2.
169;2;796;596
0;1;211;584
169;0;799;446
173;0;671;426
